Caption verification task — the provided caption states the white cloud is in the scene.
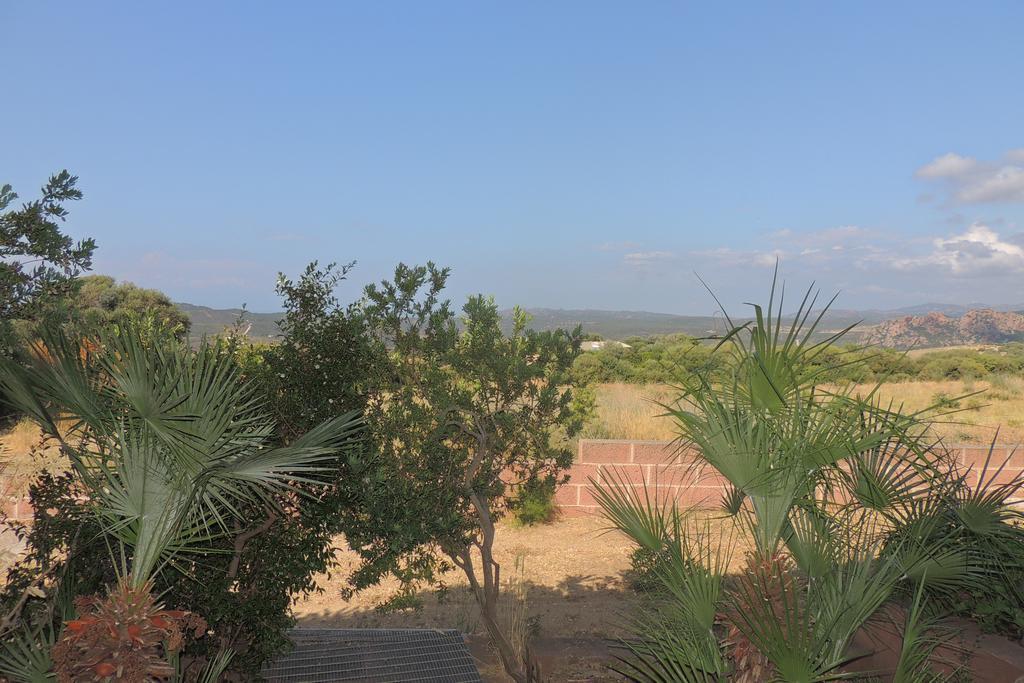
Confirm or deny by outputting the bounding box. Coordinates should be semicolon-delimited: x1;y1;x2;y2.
623;250;676;266
691;221;1024;279
690;247;784;268
916;149;1024;203
692;225;876;269
916;152;978;179
1006;148;1024;163
753;251;784;267
880;224;1024;275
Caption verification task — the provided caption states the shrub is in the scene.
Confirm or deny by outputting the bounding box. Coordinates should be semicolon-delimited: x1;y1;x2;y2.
164;261;375;675
69;275;190;339
920;355;988;381
625;545;673;593
510;478;558;527
931;391;962;409
953;560;1024;639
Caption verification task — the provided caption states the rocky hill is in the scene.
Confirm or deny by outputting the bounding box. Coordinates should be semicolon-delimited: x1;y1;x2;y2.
863;310;1024;348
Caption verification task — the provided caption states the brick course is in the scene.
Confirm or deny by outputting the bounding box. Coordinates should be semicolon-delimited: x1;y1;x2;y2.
2;442;1021;522
559;440;1024;516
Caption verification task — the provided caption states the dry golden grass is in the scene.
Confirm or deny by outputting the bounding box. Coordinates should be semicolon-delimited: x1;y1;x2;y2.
581;382;679;441
843;377;1024;444
0;419;65;501
584;378;1024;444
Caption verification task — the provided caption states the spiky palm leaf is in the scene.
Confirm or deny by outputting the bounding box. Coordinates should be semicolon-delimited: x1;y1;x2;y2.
0;622;58;683
596;273;1012;681
0;325;364;585
891;582;959;683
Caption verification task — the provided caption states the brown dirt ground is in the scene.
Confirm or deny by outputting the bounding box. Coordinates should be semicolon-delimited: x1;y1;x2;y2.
293;516;637;681
293;514;752;682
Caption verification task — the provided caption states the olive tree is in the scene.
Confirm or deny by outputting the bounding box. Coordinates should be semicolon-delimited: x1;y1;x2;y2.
354;263;585;682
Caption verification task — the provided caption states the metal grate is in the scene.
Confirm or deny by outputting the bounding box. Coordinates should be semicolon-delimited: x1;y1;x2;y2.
262;629;484;682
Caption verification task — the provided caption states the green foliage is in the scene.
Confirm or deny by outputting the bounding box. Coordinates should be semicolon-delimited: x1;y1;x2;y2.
626;545;674;593
0;321;364;678
592;273;1010;681
509;478;558;527
953;565;1024;638
342;263;585;588
349;263;584;681
882;445;1024;640
157;261;376;675
0;171;95;338
930;392;961;409
247;261;373;441
573;334;1024;386
572;334;723;384
66;275;190;339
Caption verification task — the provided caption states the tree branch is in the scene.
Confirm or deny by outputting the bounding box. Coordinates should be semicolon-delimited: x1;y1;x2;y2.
225;511;279;580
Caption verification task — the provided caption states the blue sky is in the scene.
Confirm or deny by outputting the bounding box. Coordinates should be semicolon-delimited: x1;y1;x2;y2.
3;2;1023;313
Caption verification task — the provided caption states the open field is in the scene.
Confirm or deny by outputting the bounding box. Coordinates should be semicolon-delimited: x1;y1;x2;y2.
582;379;1024;444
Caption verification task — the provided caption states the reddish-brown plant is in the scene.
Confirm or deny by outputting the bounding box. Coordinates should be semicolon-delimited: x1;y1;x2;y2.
52;579;207;682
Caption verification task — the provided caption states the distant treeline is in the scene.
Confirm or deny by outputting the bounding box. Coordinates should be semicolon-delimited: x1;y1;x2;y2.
571;334;1024;385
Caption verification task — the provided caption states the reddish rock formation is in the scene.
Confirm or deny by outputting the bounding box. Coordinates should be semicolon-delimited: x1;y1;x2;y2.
863;309;1024;348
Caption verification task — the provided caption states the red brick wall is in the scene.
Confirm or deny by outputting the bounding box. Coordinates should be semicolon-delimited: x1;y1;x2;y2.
3;442;1022;522
558;440;1024;516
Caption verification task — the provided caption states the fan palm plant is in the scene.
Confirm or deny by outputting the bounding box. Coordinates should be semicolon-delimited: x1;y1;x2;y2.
594;272;1016;681
0;324;363;679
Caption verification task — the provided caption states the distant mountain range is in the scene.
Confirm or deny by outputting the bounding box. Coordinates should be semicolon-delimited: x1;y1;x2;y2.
177;303;282;342
503;308;726;338
178;302;1024;348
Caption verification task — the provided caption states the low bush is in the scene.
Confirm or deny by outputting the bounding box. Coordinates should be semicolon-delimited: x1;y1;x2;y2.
0;322;364;680
510;478;559;527
953;561;1024;640
625;545;672;593
572;335;1024;387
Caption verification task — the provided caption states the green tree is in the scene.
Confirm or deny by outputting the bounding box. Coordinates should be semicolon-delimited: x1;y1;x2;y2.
163;261;378;674
69;275;191;339
351;263;585;682
0;171;95;341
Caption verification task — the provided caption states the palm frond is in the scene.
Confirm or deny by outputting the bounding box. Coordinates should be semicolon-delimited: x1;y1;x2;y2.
592;467;681;553
0;322;367;587
0;622;59;683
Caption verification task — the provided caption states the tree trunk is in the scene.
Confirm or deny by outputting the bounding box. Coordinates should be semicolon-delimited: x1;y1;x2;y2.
451;491;541;683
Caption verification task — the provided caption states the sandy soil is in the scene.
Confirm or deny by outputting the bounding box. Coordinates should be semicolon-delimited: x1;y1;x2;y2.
294;516;640;637
293;514;752;681
294;516;645;681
